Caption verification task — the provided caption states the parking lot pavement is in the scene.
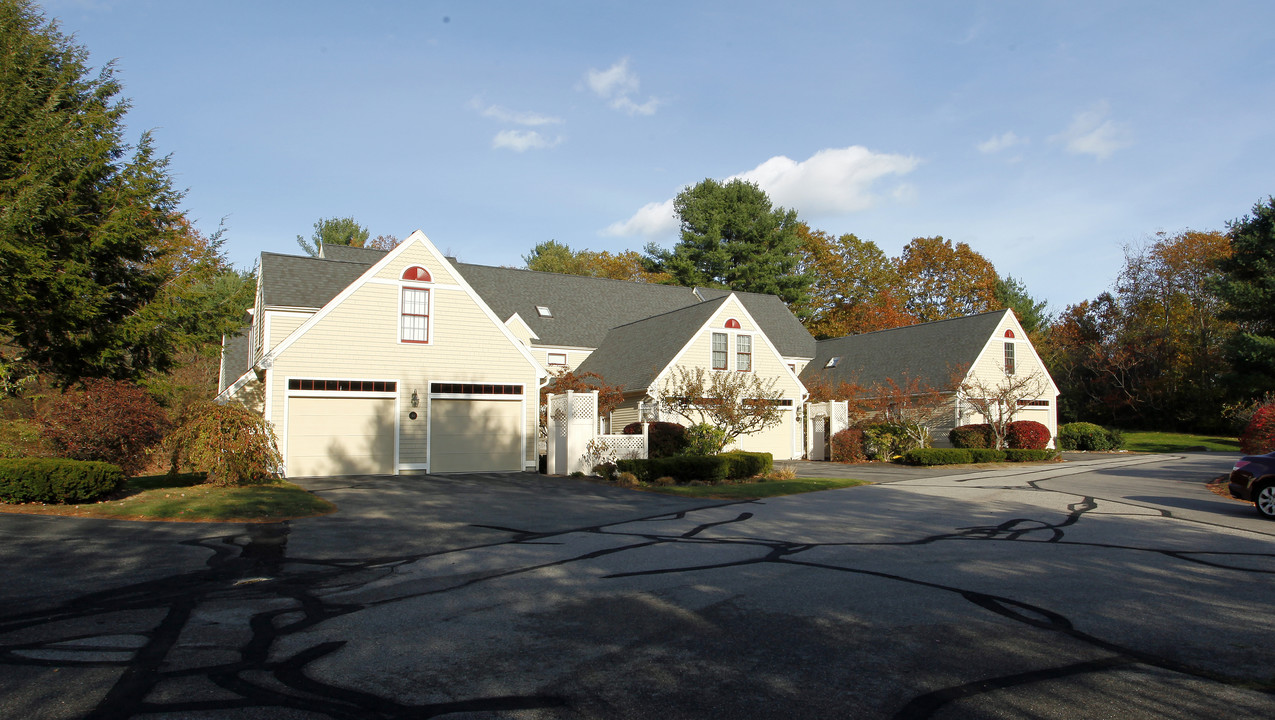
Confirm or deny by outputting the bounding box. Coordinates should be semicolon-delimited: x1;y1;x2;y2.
2;455;1273;719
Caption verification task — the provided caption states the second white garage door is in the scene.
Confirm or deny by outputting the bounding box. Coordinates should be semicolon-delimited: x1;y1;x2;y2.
430;398;524;473
286;397;396;477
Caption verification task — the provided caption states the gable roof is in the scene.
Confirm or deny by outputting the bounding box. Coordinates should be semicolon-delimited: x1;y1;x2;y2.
254;245;816;358
801;310;1010;391
455;263;816;358
258;252;376;309
574;297;731;392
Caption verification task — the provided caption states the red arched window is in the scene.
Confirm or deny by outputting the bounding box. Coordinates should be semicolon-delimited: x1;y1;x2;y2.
725;318;741;329
401;266;432;282
1004;329;1015;339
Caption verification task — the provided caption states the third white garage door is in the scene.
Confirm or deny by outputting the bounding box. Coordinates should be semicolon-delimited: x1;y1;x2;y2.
430;398;524;473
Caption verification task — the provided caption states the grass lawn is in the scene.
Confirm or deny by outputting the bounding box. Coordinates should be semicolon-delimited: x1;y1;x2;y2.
637;477;869;499
1121;431;1241;453
0;473;335;522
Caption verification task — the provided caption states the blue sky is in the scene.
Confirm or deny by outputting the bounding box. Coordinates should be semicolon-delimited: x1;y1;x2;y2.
42;0;1275;311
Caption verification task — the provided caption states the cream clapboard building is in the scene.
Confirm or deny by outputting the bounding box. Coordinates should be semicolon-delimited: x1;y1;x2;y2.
217;231;817;476
799;309;1061;446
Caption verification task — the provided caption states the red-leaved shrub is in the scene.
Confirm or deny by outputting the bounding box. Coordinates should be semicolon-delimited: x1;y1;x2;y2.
623;421;687;458
1240;402;1275;455
1006;420;1051;450
831;428;866;463
38;380;168;476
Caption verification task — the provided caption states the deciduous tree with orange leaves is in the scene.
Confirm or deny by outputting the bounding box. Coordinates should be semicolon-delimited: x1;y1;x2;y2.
896;236;999;323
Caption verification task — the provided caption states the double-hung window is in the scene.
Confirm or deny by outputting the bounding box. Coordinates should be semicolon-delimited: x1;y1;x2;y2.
1004;341;1015;375
402;288;430;343
736;335;752;372
711;333;728;370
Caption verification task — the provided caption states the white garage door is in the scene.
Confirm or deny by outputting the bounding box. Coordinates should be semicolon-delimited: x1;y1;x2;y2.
287;397;396;477
430;398;523;473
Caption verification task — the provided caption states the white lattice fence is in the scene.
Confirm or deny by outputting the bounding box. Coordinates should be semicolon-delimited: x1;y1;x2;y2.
805;400;850;460
546;391;649;475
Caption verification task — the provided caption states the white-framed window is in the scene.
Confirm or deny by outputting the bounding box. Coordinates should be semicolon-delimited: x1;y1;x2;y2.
547;352;567;366
1004;341;1015;375
399;266;433;344
711;332;728;370
736;334;752;372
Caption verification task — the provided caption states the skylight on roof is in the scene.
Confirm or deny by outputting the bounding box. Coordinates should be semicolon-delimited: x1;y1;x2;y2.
825;357;840;368
536;306;552;318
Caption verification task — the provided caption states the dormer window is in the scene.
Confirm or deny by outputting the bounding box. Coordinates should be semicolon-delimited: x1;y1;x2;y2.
825;357;840;369
536;306;553;318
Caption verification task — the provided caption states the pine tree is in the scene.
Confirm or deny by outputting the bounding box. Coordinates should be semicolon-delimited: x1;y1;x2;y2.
0;0;187;385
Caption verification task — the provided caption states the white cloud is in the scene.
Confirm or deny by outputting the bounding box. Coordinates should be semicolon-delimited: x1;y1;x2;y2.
1050;102;1132;159
491;129;562;152
473;101;562;127
602;198;677;237
603;145;920;237
584;58;660;116
978;131;1025;154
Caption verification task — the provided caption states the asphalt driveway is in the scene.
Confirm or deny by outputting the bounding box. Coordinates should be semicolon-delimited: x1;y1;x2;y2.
2;454;1273;719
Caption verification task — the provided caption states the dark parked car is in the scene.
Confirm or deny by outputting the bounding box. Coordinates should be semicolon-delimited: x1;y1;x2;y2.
1228;451;1275;519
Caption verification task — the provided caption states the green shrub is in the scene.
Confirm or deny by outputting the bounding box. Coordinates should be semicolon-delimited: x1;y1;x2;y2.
950;424;994;449
721;451;773;478
1006;420;1051;450
1058;422;1123;451
0;458;124;504
1004;449;1059;462
830;428;866;462
622;421;688;458
618;455;729;484
902;448;973;466
967;448;1007;462
166;401;282;486
683;423;727;456
592;462;617;479
37;379;168;476
860;422;918;460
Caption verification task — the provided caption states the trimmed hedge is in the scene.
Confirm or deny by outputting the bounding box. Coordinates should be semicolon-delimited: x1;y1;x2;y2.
902;448;1058;466
967;448;1007;463
1006;420;1051;450
617;451;773;484
950;424;994;449
0;458;125;504
902;448;972;466
1004;449;1059;462
1057;422;1124;451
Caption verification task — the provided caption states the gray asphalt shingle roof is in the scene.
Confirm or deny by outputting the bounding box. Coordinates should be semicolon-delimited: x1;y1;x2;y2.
574;298;730;393
455;263;815;358
218;328;250;392
800;310;1009;391
318;244;390;263
258;252;375;309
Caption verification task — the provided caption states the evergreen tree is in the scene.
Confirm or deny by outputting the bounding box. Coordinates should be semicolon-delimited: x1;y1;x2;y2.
645;179;810;308
0;0;189;386
1214;196;1275;398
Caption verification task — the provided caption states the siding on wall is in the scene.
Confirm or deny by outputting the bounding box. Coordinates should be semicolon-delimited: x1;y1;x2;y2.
267;311;312;351
960;317;1058;444
267;241;540;469
657;297;805;459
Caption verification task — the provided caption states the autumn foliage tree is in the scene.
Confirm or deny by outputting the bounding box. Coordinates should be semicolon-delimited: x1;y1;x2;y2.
296;216;370;257
657;366;786;453
795;225;915;338
523;240;670;282
896;236;999;323
540;369;625;428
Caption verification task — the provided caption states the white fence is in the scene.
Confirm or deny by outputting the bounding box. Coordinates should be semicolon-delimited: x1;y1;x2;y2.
545;391;648;475
804;400;850;461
